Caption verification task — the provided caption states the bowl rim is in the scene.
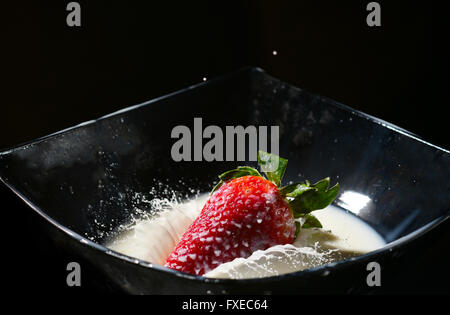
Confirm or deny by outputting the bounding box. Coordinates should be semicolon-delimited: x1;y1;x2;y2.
0;66;449;285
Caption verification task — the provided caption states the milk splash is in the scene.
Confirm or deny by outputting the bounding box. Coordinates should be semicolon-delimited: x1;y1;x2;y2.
105;194;386;279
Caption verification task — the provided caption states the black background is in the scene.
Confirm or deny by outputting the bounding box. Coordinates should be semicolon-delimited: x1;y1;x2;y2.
1;1;449;296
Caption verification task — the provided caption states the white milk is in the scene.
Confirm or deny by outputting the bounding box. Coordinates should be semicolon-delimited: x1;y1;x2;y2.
105;194;386;279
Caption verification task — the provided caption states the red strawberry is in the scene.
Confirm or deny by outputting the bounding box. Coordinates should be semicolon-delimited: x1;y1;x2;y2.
165;175;295;275
164;151;339;276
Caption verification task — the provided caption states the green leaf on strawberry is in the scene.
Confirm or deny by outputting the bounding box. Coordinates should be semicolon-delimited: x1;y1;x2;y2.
300;213;323;229
279;181;313;197
285;177;339;219
257;151;288;187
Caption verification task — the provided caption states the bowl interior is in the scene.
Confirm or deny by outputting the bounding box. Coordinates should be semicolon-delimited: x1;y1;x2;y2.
0;67;448;258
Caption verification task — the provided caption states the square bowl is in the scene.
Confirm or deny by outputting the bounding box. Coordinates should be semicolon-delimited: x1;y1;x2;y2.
0;67;448;294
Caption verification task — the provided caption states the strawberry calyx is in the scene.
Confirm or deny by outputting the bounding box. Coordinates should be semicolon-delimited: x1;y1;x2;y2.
211;151;339;231
211;166;262;194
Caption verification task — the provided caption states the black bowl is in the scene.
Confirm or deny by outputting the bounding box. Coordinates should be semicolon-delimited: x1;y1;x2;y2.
0;67;448;294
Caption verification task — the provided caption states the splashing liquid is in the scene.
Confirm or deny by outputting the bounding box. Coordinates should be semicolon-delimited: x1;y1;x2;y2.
105;194;385;279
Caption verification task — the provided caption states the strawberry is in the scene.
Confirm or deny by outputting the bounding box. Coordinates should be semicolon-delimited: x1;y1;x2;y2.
164;151;339;276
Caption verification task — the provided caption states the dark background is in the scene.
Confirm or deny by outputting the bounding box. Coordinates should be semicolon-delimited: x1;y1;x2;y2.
1;1;449;295
2;0;449;150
